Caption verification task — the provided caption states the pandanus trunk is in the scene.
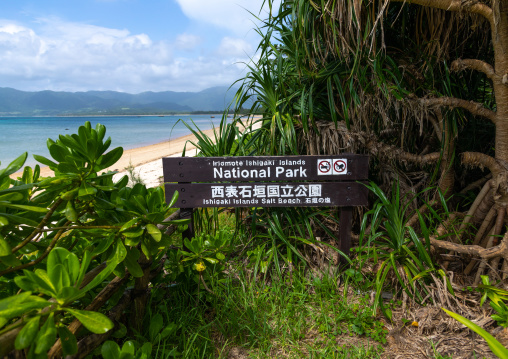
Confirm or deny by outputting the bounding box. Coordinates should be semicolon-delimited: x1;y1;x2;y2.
493;2;508;162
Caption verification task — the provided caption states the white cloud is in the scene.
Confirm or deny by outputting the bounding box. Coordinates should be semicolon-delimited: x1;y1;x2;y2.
217;37;253;57
0;18;252;92
174;0;279;35
174;33;201;51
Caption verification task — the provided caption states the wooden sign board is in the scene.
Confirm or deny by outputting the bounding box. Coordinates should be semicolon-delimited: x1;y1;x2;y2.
165;182;367;208
162;154;369;263
163;155;368;183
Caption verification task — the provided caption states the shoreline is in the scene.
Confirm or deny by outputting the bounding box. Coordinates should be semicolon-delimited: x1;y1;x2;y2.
0;113;239;118
10;115;262;181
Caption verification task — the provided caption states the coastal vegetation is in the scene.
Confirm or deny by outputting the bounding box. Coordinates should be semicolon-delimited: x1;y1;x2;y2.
223;0;507;356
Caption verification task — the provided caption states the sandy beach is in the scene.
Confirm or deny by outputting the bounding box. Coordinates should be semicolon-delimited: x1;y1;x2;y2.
10;116;262;187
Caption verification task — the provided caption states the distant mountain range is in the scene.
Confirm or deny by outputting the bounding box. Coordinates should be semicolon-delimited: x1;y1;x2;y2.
0;86;241;116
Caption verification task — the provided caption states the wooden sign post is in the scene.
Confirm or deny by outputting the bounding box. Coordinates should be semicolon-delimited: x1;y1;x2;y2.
163;155;368;262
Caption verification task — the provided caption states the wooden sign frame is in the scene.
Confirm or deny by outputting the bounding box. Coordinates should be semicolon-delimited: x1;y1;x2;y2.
163;155;369;263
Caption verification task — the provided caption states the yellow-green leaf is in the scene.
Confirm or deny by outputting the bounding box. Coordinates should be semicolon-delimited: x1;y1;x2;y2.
15;316;40;350
442;308;508;359
145;224;161;242
64;308;113;334
35;313;57;354
0;235;11;256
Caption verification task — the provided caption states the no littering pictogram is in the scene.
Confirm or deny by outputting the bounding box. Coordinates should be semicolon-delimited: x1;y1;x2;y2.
318;159;332;175
333;159;347;174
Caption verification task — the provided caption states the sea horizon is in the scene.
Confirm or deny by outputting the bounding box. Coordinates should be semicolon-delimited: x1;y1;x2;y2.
0;115;222;168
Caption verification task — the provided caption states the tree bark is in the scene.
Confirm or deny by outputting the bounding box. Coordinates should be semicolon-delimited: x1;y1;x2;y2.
492;2;508;162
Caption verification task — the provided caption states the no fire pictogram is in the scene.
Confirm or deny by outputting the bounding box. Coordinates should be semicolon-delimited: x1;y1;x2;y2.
317;159;332;175
333;159;347;174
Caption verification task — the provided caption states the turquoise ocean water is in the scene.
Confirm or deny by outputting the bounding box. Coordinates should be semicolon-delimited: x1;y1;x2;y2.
0;115;221;168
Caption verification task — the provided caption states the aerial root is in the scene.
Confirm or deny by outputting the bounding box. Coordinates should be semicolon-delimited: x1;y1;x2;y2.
431;229;508;284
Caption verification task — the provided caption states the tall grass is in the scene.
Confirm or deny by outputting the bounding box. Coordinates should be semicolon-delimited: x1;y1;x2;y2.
140;266;386;358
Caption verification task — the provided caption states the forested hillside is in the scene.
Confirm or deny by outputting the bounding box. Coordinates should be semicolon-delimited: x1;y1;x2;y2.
0;86;237;115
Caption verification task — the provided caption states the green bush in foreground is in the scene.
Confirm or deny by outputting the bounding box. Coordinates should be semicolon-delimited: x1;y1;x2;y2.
0;122;190;357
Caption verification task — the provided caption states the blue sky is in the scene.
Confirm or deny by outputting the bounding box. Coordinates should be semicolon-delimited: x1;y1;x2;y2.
0;0;276;93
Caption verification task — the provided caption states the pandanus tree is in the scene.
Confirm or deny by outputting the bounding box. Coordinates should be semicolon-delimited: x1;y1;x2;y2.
234;0;508;282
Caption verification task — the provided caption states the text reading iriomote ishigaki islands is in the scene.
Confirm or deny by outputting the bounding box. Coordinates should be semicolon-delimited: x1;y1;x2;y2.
163;155;369;208
162;154;368;182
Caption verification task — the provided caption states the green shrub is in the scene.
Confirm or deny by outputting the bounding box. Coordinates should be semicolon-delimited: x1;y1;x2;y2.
0;122;187;357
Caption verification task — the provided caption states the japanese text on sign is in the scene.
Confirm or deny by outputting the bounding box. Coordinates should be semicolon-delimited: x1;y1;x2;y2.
203;184;331;206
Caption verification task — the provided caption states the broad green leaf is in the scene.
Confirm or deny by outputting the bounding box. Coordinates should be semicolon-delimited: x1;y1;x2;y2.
0;152;27;178
64;252;81;285
145;224;161;242
122;227;143;238
112;323;127;338
76;250;92;287
115;175;129;188
0;212;39;227
140;241;151;259
204;257;219;264
113;241;127;263
48;247;71;270
0;192;23;201
0;253;21;267
0;176;8;191
124;248;143;278
0;234;11;256
21;165;33;184
216;252;225;260
14;276;37;292
35;313;57;354
81;261;117;293
57;162;79;174
33;154;58;168
166;190;179;208
0;292;32;314
139;343;152;359
0;317;7;329
96;124;106;143
0;297;49;320
60;188;79;201
86;138;96;161
101;341;121;359
91;236;115;257
124;236;141;247
94;197;116;210
149;313;164;341
0;202;48;212
82;243;125;293
99;147;123;169
64;308;113;334
58;326;78;356
120;218;139;232
58;134;83;154
22;270;57;297
78;182;98;197
0;215;8;227
121;341;135;355
15;315;40;350
442;308;508;358
48;264;71;294
63;201;78;222
49;144;69;163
